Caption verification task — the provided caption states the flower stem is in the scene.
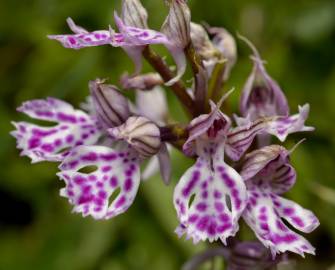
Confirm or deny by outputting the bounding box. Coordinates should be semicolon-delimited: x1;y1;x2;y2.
143;46;196;117
184;42;207;115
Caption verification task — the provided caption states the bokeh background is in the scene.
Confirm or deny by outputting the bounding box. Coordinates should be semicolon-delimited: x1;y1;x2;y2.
1;0;335;269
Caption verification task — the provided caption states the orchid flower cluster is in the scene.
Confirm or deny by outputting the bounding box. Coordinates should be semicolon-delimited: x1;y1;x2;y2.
11;0;319;267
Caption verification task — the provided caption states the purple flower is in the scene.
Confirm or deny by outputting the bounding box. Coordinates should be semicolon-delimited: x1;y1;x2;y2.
173;91;313;244
239;35;289;121
12;80;164;220
240;145;319;257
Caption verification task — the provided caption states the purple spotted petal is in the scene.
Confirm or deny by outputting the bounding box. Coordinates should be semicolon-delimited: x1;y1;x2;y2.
266;104;314;142
273;195;319;233
48;18;114;49
11;98;100;163
173;148;247;244
58;145;140;219
239;36;289;120
243;186;316;257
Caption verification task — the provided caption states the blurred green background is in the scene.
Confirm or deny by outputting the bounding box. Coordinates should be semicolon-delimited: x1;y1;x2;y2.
1;0;335;269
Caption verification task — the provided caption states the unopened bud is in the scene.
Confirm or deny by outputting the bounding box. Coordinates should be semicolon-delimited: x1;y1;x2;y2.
161;0;191;48
120;72;163;90
89;79;130;128
190;22;221;61
207;26;237;79
109;116;161;159
121;0;148;28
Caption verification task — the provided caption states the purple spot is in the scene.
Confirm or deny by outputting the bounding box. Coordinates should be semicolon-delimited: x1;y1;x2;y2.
57;112;77;123
260;222;269;231
196;202;207;212
101;165;112;172
69;37;76;45
201;191;208;199
115;196;126;208
124;178;133;191
109;176;118;187
217;223;232;233
81;152;98;162
41;144;54;152
100;153;117;161
207;220;217;236
28;138;40;149
214;190;222;199
222;173;235;188
54;139;62;147
219;213;230;223
98;190;107;199
66;135;74;143
182;170;200;197
215;202;224;212
74;175;85;185
283;207;294;216
88;175;97;182
196;216;210;231
292;216;304;227
188;214;199;223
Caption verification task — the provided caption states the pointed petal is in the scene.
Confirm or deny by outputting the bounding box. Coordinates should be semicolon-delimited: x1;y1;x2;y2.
141;156;159;181
183;101;231;157
122;45;144;76
164;45;187;86
136;86;167;124
66;17;89;34
141;143;171;185
48;19;113;50
173;154;247;244
11;98;100;163
266;104;314;142
243;187;316;257
114;12;170;46
58;145;140;219
239;35;288;119
274;195;320;233
226;118;267;161
226;105;314;161
157;143;172;185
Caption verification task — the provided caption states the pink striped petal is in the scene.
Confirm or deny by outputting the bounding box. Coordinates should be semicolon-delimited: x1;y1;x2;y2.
226;104;314;161
58;145;140;219
240;145;296;194
11;98;100;163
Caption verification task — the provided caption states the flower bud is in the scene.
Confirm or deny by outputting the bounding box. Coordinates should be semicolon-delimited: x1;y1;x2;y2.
89;79;131;128
228;241;274;270
207;26;237;80
120;72;163;90
109;116;161;159
161;0;191;48
121;0;148;28
190;22;221;61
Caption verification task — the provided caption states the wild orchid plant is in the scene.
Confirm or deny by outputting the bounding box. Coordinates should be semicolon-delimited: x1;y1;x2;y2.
11;0;319;268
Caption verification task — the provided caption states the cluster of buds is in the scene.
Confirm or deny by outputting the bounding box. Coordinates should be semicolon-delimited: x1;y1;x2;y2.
11;0;319;267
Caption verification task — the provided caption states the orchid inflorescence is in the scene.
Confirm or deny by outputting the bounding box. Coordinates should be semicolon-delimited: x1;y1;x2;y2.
11;0;319;267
